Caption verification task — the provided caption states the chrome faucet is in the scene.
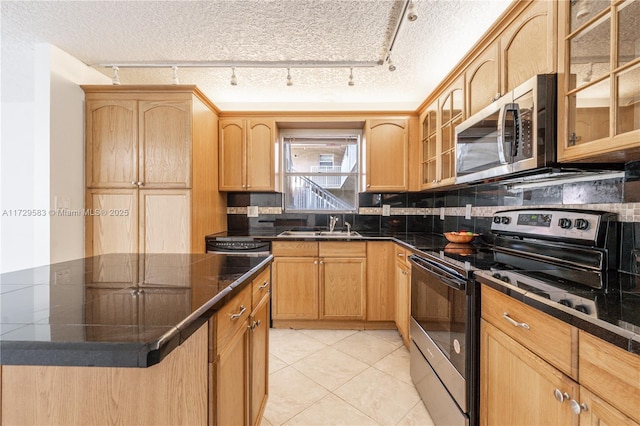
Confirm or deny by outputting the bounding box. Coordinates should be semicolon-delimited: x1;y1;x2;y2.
329;215;339;232
344;221;351;235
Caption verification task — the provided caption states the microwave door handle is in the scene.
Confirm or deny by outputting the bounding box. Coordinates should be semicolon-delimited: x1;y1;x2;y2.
512;103;522;158
501;103;519;162
496;104;508;164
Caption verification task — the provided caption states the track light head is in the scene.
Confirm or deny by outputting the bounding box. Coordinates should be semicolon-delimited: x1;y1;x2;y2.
348;67;355;86
111;66;120;85
171;66;179;85
407;0;418;21
230;67;238;86
387;58;396;72
286;68;293;86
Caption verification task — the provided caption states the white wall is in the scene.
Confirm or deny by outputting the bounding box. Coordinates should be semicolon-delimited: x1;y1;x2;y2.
0;43;109;273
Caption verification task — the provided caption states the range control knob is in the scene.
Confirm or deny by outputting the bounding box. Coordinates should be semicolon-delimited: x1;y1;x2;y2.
501;216;511;225
558;299;573;308
493;216;502;224
558;218;572;229
575;218;589;230
574;304;590;314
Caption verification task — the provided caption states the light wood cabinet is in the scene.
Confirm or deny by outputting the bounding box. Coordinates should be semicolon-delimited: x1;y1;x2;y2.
419;79;463;189
500;0;557;93
394;244;410;348
83;86;226;256
480;320;579;426
466;44;500;117
557;0;640;162
365;242;395;322
578;331;640;425
363;119;408;191
219;118;276;191
249;288;270;426
577;387;639;426
272;241;367;325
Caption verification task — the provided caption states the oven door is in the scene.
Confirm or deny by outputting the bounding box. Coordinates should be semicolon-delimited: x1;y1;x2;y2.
409;254;472;417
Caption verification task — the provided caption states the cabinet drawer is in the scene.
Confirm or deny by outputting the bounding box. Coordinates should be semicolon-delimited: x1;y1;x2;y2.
216;284;251;353
319;241;366;257
481;285;577;378
579;331;640;424
272;241;318;257
252;267;271;310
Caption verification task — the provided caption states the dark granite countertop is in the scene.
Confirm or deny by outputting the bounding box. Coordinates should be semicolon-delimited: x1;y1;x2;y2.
208;230;640;355
0;253;272;368
475;270;640;355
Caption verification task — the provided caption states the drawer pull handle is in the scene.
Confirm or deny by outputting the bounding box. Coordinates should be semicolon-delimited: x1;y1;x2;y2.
503;312;530;330
553;389;570;403
258;281;269;289
230;305;247;320
570;400;588;415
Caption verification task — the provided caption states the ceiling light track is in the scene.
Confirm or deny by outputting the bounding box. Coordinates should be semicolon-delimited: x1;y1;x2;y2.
96;60;381;69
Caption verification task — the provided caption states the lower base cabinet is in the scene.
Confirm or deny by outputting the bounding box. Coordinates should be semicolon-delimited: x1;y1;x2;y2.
211;267;271;426
480;320;579;426
394;256;410;348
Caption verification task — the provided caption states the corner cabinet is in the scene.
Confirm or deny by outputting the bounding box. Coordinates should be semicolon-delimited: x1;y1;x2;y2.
83;86;226;256
363;119;408;192
557;0;640;162
219;118;276;191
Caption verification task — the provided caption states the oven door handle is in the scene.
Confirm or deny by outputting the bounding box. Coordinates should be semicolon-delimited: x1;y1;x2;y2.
409;255;467;291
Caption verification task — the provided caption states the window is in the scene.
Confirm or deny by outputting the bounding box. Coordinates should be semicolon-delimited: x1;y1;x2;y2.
282;131;360;212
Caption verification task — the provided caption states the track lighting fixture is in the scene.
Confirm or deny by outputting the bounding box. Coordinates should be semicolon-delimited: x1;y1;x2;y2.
348;67;355;86
286;68;293;86
407;0;418;21
387;57;396;72
111;66;120;85
171;66;179;85
230;67;238;86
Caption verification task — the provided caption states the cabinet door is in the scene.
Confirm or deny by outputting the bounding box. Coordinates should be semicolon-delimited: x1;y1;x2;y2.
438;84;463;186
249;295;270;426
480;320;579;426
86;99;138;188
466;44;500;116
246;120;275;191
500;0;556;93
86;189;138;256
395;260;410;347
419;105;439;189
138;189;190;254
272;257;319;320
320;257;366;320
138;100;191;188
366;242;395;321
579;387;640;426
215;324;250;426
364;119;408;191
219;119;246;190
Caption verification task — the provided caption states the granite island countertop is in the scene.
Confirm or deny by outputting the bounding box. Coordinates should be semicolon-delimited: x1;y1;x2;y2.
0;253;272;367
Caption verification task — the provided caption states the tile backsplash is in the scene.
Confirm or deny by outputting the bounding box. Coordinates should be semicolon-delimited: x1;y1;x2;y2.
227;161;640;272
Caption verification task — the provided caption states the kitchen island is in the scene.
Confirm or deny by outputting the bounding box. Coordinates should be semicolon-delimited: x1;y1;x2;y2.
0;253;272;425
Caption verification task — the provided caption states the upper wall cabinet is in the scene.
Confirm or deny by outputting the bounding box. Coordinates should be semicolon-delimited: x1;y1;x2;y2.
363;119;408;192
557;0;640;162
500;0;557;93
419;78;463;189
219;118;275;191
86;99;191;189
466;44;500;117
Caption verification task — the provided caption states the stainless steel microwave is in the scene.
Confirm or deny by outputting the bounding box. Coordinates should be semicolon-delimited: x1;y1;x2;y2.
455;74;557;184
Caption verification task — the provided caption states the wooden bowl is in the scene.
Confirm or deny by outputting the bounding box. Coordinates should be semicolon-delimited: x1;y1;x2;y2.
444;232;478;244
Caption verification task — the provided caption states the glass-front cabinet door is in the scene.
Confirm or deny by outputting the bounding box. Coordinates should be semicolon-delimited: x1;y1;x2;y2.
420;104;438;188
559;0;640;162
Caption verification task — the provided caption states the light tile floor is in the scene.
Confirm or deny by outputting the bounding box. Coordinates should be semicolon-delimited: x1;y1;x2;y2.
261;328;435;426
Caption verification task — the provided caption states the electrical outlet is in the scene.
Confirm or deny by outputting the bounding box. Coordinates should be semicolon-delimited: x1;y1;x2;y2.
440;207;445;220
465;204;472;220
382;204;391;216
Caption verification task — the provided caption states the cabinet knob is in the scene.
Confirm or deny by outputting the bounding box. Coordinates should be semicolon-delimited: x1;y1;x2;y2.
137;181;144;186
553;389;570;403
367;184;371;188
131;181;137;186
569;400;588;415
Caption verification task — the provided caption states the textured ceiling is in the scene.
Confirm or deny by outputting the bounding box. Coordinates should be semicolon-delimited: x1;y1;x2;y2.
2;0;513;111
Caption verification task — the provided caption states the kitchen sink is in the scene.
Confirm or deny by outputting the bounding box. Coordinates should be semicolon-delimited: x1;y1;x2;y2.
277;230;362;238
